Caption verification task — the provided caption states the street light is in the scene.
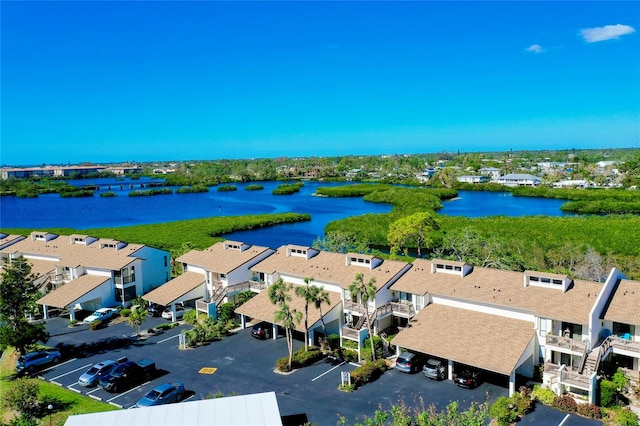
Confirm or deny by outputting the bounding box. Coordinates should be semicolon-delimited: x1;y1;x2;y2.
47;404;53;426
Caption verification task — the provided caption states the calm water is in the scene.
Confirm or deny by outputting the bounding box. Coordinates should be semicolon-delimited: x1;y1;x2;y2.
0;179;569;248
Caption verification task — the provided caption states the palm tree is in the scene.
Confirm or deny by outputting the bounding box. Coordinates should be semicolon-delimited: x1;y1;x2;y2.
348;272;377;361
128;306;148;336
268;279;302;371
294;277;315;351
274;302;302;371
309;285;331;349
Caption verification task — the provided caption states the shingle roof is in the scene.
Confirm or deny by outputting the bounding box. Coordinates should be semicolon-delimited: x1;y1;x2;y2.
0;233;145;270
235;284;342;333
37;274;110;308
391;304;535;375
176;242;273;274
250;246;411;292
0;234;25;249
390;259;602;324
602;279;640;324
142;272;205;306
22;258;56;280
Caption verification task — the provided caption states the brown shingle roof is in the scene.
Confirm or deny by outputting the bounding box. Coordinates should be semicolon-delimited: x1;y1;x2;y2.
250;246;411;292
37;275;110;308
142;272;205;306
602;279;640;324
0;233;145;270
235;284;342;333
392;304;535;375
176;241;272;274
390;259;601;324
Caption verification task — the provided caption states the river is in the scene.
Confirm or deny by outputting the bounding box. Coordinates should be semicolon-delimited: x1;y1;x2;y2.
0;178;570;248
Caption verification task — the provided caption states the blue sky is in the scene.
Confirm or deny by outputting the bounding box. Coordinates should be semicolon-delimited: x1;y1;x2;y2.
1;1;639;166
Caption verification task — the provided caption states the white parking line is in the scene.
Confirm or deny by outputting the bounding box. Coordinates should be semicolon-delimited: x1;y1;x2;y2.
156;334;181;344
51;381;63;386
109;402;123;408
558;414;571;426
40;358;77;374
89;394;102;401
311;361;346;382
106;381;150;403
67;385;81;394
50;363;92;380
183;394;195;402
86;387;101;395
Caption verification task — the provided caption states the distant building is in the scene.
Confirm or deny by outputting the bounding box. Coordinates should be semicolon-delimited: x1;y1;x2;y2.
479;167;500;179
457;175;489;184
497;174;542;187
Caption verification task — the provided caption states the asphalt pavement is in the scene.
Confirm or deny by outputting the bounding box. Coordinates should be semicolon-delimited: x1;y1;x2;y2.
24;315;603;425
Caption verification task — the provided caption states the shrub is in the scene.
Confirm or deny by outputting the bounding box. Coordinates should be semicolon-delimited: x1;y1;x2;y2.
3;378;40;419
349;359;387;387
68;319;78;327
512;392;534;416
276;357;290;372
519;385;533;398
335;347;358;363
576;402;601;419
490;396;519;426
156;323;176;331
120;308;131;317
218;302;235;321
182;309;198;325
245;184;264;191
600;379;618;408
88;319;102;331
327;334;340;349
531;384;556;405
613;368;630;391
605;407;640;426
552;394;577;413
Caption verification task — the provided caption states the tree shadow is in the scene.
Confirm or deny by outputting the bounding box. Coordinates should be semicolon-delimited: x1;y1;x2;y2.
54;335;135;359
38;395;74;417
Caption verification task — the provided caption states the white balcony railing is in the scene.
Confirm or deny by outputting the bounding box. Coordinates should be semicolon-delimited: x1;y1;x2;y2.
545;334;587;353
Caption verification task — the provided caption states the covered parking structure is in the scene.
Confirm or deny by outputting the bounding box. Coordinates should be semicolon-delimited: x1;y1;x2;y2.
235;283;343;345
37;275;111;321
142;271;205;321
392;304;536;396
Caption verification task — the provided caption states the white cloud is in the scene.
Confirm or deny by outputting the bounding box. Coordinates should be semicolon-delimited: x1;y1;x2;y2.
580;24;636;43
526;44;544;53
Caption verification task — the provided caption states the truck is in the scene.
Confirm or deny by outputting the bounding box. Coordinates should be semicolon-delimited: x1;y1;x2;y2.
98;358;156;392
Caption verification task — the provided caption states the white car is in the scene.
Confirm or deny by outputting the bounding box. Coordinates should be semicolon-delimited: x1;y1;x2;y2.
83;307;119;324
162;305;186;320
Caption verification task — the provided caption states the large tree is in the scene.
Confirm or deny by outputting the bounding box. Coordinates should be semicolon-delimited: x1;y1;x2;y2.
127;306;148;336
294;277;314;351
0;257;49;354
309;285;331;348
268;279;302;371
348;272;377;361
387;211;440;257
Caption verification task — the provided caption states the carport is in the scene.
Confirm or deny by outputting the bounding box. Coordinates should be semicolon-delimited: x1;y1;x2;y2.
392;304;536;396
142;271;205;321
235;284;342;345
37;275;110;321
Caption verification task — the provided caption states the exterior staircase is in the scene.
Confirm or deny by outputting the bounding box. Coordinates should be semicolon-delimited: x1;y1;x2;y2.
581;351;600;376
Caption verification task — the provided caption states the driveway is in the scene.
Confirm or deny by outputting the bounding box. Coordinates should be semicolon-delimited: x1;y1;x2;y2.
34;317;601;425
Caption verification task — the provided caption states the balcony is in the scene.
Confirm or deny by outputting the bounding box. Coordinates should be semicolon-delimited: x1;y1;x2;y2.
545;334;587;354
544;362;592;390
342;326;360;341
343;300;366;315
610;336;640;356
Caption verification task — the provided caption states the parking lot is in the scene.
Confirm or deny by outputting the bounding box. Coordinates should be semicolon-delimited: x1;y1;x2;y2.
27;316;602;425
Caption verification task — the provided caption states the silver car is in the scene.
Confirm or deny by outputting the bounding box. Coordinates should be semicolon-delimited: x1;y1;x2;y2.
78;360;117;387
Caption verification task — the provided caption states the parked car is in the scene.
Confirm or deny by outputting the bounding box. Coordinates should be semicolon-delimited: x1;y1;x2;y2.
78;357;128;387
16;350;62;374
99;359;156;393
135;382;185;407
423;358;446;380
395;351;425;373
148;303;165;317
162;305;185;320
251;322;271;340
454;369;482;388
83;307;119;324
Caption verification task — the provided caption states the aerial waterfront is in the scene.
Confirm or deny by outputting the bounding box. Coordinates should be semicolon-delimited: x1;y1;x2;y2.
1;177;569;247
